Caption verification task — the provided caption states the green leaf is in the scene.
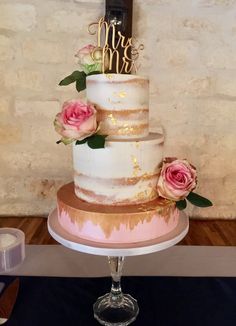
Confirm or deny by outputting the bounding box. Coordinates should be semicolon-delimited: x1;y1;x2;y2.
87;70;101;76
87;134;106;149
75;139;87;145
76;77;86;92
59;71;82;86
72;71;84;79
85;64;98;74
59;71;87;93
83;63;102;75
176;199;187;210
59;75;75;86
187;192;213;207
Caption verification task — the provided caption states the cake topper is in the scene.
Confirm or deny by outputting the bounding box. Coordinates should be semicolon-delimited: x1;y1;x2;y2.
55;16;145;149
58;16;144;97
88;17;144;74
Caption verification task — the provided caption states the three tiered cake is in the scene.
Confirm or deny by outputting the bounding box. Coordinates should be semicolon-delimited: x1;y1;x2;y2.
56;73;179;243
54;17;211;245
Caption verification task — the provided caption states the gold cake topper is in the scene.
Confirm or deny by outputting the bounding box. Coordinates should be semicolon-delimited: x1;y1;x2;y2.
88;17;144;74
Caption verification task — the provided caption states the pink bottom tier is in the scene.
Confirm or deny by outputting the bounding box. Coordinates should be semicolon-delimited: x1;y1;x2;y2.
57;183;180;244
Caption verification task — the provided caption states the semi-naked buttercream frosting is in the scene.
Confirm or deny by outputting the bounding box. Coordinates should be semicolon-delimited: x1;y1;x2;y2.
86;74;149;139
56;71;180;244
73;133;164;205
57;183;179;244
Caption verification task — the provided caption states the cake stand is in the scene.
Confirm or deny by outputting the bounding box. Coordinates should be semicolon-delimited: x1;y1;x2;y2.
48;209;189;326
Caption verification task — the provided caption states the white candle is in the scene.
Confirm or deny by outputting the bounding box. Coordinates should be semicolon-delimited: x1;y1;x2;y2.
0;233;17;249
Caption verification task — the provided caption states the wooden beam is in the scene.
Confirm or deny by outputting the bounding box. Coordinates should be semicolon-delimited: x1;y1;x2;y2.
105;0;133;73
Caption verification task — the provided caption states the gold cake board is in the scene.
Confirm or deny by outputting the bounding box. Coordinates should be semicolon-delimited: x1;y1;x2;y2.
48;209;189;257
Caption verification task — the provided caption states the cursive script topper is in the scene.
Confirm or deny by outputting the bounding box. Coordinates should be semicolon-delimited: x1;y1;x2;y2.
88;17;144;74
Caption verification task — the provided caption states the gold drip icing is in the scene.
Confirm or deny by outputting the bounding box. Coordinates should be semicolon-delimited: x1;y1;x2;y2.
59;203;157;237
57;183;178;239
58;203;175;237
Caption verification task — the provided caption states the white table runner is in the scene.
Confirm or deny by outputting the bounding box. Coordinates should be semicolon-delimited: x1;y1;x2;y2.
6;245;236;277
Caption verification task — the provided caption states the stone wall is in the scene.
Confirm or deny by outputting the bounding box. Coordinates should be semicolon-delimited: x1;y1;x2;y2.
0;0;235;218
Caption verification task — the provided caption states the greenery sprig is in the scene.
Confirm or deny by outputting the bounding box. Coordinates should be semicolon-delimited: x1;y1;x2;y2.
59;69;101;93
56;134;107;149
75;134;107;149
176;192;213;211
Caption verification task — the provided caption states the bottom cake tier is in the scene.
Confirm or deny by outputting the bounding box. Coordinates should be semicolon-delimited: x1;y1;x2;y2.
57;183;180;244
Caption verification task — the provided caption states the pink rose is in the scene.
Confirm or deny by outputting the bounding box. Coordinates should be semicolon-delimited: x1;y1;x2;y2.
75;44;96;66
75;44;103;74
157;158;197;201
75;44;109;73
54;100;98;144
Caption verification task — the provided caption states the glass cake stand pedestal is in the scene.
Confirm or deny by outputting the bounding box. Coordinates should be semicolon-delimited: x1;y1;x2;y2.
48;209;189;326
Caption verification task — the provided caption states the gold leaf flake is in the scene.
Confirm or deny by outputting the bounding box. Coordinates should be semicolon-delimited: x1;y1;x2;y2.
108;113;117;125
113;91;127;98
118;124;134;135
131;155;141;177
106;74;113;79
135;142;140;149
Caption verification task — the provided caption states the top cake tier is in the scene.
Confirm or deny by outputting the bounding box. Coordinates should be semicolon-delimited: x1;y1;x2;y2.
86;73;149;139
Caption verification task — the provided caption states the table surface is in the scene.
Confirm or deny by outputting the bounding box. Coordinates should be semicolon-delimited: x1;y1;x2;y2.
5;245;236;277
3;245;236;326
2;274;236;326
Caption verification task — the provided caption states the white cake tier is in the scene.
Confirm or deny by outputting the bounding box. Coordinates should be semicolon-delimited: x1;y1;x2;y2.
73;133;164;205
86;73;149;139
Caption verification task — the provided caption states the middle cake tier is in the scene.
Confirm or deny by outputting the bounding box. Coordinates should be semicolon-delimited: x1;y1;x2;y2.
73;133;164;205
